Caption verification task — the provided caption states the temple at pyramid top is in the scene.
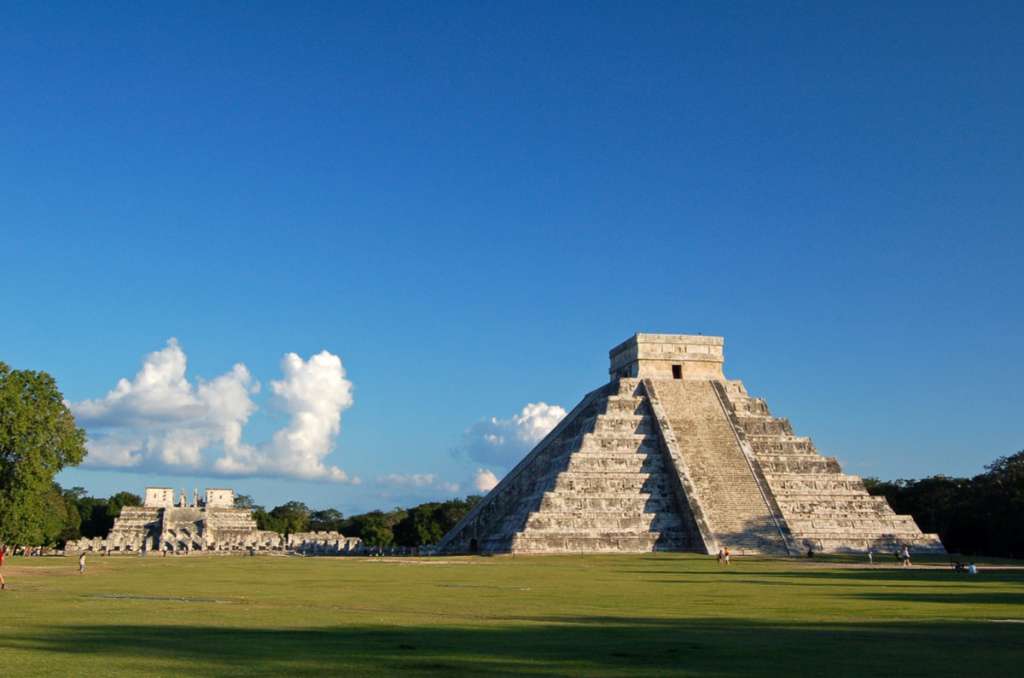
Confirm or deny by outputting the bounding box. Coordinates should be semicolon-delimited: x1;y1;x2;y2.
438;332;943;556
609;333;724;381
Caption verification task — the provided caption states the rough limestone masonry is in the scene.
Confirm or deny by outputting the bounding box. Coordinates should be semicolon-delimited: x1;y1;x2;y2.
438;333;944;555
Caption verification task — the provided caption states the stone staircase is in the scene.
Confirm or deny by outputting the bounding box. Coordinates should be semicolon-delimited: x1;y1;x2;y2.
104;507;162;550
206;507;260;546
646;380;791;555
717;380;944;553
510;379;694;553
437;380;702;554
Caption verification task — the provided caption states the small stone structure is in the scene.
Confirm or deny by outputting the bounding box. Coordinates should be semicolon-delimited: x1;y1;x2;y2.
438;333;945;556
287;531;363;555
66;487;358;555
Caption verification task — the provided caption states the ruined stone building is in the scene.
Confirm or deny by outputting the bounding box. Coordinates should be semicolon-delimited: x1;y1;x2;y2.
438;334;944;555
68;487;283;554
287;531;363;555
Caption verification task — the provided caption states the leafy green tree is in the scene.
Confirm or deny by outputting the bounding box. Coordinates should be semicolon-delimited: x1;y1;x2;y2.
341;510;403;547
108;491;142;509
392;497;482;547
310;508;344;532
234;494;259;510
976;451;1024;557
864;451;1024;558
267;501;311;536
253;507;274;531
39;484;70;546
0;363;87;545
58;486;84;544
394;503;446;546
77;497;111;537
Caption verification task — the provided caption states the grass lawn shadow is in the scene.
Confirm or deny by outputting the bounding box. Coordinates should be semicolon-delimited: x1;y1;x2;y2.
2;617;1022;677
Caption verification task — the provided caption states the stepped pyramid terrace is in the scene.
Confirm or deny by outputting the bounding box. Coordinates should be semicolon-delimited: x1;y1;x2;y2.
438;333;944;556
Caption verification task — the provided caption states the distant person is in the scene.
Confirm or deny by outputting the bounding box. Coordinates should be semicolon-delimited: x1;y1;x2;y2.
724;547;731;566
900;545;912;568
806;546;814;559
867;548;874;565
78;552;87;574
0;545;6;590
717;548;724;565
968;563;977;575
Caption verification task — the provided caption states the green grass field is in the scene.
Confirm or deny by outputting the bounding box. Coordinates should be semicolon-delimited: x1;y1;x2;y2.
1;553;1021;676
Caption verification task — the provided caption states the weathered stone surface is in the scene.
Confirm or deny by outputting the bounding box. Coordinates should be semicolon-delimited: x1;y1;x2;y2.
288;531;363;555
66;487;361;555
437;333;944;555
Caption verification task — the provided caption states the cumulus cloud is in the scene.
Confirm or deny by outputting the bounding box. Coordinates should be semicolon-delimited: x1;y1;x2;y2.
377;473;460;495
73;339;258;470
215;351;355;482
71;339;357;483
473;468;499;492
454;402;566;469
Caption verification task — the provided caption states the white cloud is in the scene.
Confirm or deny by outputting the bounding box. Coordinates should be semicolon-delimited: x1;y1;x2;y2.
455;402;566;469
473;468;499;492
73;339;258;470
72;339;357;483
215;350;356;482
377;473;460;495
379;473;439;488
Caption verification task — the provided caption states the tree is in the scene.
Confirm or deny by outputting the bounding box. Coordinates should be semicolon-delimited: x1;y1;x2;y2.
234;494;259;510
340;496;482;548
341;510;402;547
0;363;87;545
38;483;70;546
863;451;1024;558
267;501;311;536
253;507;274;531
392;497;482;547
310;508;343;532
393;504;445;547
77;496;111;538
58;485;85;544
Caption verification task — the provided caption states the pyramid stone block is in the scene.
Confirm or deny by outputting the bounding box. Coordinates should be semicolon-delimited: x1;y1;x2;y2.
438;333;944;555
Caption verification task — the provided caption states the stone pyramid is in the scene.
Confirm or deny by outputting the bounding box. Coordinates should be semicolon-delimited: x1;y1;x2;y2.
438;333;943;555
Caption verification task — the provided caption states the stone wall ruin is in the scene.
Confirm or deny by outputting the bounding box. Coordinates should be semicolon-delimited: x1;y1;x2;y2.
65;487;361;556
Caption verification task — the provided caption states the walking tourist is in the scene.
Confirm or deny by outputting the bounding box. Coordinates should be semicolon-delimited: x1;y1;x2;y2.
1;545;6;590
867;548;874;565
78;552;86;574
717;548;724;565
900;545;912;567
723;547;731;566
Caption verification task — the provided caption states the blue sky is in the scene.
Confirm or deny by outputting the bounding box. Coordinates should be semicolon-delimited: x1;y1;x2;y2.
2;2;1021;514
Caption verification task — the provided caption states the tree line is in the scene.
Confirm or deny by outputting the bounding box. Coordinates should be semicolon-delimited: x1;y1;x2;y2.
863;450;1024;558
244;495;482;547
